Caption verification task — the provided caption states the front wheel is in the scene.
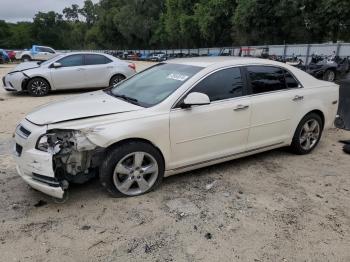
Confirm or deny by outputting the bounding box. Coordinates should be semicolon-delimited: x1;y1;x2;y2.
100;141;164;197
290;113;323;155
27;78;50;96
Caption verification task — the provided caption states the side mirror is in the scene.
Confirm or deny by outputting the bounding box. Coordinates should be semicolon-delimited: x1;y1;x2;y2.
52;62;62;68
182;92;210;108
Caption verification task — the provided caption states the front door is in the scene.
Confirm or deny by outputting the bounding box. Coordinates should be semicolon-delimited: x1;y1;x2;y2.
50;54;87;89
169;67;251;169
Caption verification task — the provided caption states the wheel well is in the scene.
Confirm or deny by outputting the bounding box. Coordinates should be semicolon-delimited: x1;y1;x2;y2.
23;76;51;91
307;110;325;129
106;138;165;164
109;74;126;83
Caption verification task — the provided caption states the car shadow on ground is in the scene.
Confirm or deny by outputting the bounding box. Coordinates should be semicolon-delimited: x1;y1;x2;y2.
37;147;292;204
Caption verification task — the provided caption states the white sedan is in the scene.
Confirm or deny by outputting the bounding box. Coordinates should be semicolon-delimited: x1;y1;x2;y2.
13;57;339;199
3;52;136;96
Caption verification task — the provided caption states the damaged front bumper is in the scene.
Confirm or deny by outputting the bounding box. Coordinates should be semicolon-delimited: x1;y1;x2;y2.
13;119;66;198
2;72;28;91
15;163;65;199
13;119;100;199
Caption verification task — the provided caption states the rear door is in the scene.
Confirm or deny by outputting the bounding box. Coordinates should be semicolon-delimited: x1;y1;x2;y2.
245;65;303;150
50;54;87;89
83;54;113;87
169;67;251;169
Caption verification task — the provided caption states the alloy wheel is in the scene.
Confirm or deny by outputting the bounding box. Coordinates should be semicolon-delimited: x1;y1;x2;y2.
299;119;320;150
111;76;125;87
113;152;158;196
30;80;48;96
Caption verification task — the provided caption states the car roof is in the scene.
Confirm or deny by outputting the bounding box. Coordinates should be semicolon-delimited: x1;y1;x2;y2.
166;56;286;68
62;52;108;56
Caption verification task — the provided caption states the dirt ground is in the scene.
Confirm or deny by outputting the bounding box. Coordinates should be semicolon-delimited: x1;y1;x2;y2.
0;62;349;262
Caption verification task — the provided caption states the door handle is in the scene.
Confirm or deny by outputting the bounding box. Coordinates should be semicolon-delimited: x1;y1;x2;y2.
77;68;85;71
234;104;249;111
293;95;304;101
106;66;114;69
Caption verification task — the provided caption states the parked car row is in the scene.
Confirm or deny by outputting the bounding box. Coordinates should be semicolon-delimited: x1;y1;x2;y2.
105;50;229;62
2;52;136;96
11;56;339;199
270;54;350;82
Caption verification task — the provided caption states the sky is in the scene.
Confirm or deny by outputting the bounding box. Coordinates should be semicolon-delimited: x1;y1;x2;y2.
0;0;99;23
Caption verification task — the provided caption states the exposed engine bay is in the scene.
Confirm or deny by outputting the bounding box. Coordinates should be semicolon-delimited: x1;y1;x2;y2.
41;130;105;185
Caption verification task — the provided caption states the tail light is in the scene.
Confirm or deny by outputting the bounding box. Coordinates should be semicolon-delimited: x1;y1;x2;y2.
128;63;136;71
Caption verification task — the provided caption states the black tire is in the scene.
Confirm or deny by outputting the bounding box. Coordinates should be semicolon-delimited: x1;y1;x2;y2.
290;113;323;155
100;141;164;197
21;55;31;62
323;69;336;82
343;144;350;154
27;78;50;96
109;74;126;88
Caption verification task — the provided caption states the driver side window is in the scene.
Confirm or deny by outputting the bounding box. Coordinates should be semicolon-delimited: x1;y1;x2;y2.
189;67;244;102
57;55;83;67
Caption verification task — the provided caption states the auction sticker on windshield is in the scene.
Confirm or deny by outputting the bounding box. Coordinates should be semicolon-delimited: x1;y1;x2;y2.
167;73;189;81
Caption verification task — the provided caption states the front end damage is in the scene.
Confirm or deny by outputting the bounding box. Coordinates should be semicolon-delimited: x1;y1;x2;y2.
42;130;105;194
15;127;105;199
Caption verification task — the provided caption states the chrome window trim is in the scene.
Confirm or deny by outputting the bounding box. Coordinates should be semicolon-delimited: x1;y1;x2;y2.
171;64;247;109
171;63;303;111
245;64;303;96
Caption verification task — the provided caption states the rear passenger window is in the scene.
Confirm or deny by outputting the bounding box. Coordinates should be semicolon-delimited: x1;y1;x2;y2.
190;67;244;102
284;70;300;88
247;66;286;94
85;54;111;65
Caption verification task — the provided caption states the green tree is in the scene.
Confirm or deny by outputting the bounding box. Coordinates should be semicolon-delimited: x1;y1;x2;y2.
31;11;69;48
194;0;236;47
79;0;98;27
0;20;11;47
63;4;80;22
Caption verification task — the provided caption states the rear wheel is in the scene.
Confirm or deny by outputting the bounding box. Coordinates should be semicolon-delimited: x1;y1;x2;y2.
21;55;31;62
27;78;50;96
109;74;126;88
100;141;164;197
323;69;336;82
290;113;323;155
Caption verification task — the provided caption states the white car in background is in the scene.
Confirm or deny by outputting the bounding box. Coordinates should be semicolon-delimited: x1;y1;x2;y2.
13;57;338;199
15;45;59;62
3;52;136;96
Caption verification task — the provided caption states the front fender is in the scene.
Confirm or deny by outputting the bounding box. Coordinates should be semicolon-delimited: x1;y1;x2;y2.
24;70;52;87
85;115;171;165
48;112;172;167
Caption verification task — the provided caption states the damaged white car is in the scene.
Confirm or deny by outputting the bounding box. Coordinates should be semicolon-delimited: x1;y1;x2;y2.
3;52;136;96
13;57;339;199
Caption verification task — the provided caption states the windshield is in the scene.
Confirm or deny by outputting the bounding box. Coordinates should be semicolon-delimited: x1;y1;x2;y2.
107;63;203;107
40;54;64;66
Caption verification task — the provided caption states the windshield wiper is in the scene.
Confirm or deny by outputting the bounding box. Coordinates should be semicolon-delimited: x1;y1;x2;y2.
113;94;139;105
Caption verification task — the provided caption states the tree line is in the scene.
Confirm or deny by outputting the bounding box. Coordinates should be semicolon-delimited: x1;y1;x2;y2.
0;0;349;50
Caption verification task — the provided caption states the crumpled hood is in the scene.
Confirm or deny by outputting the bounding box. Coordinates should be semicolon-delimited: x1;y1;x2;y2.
26;91;142;125
10;61;40;73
